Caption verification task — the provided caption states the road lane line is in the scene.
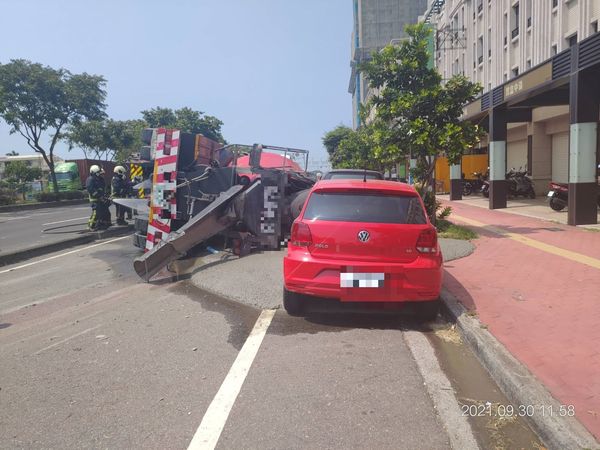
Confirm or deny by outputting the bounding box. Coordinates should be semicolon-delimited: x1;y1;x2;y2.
403;330;479;450
187;309;276;450
43;216;88;225
33;325;101;355
0;216;32;222
451;214;600;270
0;236;130;275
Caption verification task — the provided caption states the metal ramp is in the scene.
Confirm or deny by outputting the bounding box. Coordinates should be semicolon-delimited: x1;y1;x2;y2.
134;183;260;281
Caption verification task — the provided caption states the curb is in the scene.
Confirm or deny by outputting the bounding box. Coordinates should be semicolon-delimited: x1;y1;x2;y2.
439;288;600;450
0;226;133;267
0;199;88;212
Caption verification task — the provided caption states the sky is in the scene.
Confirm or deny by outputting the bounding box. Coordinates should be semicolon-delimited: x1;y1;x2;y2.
0;0;353;170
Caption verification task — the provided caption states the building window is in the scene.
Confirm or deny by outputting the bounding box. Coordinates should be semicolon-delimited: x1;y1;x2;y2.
567;34;578;47
511;3;520;39
477;36;484;65
504;73;508;82
526;0;532;28
503;13;508;46
512;67;519;77
527;59;532;69
477;0;483;14
552;0;558;8
592;21;598;34
551;44;558;55
488;28;492;57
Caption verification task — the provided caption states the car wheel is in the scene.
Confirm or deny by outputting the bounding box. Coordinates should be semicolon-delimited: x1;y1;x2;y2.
283;288;304;316
415;299;440;322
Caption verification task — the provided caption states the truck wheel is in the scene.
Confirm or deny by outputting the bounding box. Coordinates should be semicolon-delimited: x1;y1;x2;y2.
549;198;566;212
283;288;304;316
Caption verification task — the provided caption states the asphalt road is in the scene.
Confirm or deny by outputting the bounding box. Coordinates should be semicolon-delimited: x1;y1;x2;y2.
0;204;118;255
0;238;541;449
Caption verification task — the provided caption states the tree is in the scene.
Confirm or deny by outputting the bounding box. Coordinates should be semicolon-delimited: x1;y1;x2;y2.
66;119;146;162
4;161;42;183
322;125;353;160
5;150;19;156
141;106;225;143
0;59;107;193
360;24;482;189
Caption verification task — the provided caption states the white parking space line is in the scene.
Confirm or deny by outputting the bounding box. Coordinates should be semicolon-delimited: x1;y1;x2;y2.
187;309;276;450
33;325;101;355
43;216;88;226
0;236;130;275
403;331;479;450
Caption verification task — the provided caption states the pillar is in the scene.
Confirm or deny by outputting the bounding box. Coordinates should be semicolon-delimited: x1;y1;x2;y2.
489;108;508;209
568;68;599;225
528;122;552;195
449;163;462;200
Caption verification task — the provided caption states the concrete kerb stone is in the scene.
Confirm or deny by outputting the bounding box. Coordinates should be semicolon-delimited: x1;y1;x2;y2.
439;288;600;450
0;226;133;267
0;199;88;213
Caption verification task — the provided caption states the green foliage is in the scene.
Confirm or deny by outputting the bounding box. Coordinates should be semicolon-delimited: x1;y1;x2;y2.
5;150;19;156
141;106;225;143
437;220;478;240
359;23;483;187
4;161;42;183
322;125;353;158
0;180;16;205
413;182;454;225
0;59;107;193
66;119;146;162
35;190;85;202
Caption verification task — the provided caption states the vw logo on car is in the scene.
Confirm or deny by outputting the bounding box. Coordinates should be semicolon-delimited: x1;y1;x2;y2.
357;230;370;242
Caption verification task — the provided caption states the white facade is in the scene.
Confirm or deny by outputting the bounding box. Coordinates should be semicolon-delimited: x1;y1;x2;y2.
429;0;600;90
0;154;62;180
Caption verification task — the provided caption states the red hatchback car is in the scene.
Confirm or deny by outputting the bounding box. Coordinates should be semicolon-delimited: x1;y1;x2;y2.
283;179;443;319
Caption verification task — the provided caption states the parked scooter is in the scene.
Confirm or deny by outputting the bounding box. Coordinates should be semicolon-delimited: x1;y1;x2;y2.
547;182;568;211
507;167;536;199
547;181;600;211
482;167;535;199
463;170;488;196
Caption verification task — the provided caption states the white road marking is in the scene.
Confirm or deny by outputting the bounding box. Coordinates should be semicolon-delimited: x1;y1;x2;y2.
33;325;101;355
43;216;88;226
403;330;479;450
187;309;276;450
0;236;130;275
0;216;32;221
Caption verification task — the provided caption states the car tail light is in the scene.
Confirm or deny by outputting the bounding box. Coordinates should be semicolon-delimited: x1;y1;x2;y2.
416;228;438;254
291;221;312;247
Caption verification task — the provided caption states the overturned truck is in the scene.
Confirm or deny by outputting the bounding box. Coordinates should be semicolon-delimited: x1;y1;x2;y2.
123;128;315;281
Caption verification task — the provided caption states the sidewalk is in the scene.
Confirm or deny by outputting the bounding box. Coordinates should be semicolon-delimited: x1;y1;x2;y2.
440;198;600;442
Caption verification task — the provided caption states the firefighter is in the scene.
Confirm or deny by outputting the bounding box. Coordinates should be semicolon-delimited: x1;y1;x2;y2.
86;165;111;231
111;165;130;225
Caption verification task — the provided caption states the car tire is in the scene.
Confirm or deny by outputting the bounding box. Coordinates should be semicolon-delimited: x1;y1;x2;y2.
283;288;304;316
415;299;440;322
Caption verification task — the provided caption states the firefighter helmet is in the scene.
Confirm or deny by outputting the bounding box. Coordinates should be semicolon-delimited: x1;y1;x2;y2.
114;165;126;176
90;165;104;175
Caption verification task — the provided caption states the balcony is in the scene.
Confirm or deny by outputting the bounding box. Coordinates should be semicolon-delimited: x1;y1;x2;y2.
511;27;519;39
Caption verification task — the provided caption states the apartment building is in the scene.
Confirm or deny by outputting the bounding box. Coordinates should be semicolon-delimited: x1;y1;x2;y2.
424;0;600;225
349;0;428;128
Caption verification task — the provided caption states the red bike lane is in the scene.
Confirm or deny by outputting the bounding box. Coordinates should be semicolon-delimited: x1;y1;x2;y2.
441;200;600;440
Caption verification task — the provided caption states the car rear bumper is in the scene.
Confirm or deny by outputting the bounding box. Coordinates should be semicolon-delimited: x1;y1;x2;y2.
284;251;442;302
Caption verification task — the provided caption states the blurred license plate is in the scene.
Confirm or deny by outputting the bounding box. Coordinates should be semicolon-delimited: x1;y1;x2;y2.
547;191;554;197
340;272;384;288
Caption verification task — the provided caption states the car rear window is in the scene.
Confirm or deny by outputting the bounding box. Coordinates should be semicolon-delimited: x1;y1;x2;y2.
303;191;427;224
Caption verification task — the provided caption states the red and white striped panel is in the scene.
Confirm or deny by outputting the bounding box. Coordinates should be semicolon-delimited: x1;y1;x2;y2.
145;129;180;251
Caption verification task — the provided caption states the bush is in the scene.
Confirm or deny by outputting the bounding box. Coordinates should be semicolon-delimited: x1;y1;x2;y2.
60;190;85;200
36;192;60;202
414;182;452;225
34;190;86;202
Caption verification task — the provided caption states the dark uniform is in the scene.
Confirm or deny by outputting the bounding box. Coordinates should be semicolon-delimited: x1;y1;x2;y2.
86;174;111;230
111;174;131;225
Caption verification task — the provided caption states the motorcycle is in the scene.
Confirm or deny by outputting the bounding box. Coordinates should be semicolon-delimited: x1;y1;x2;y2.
463;170;488;196
547;182;568;211
507;167;536;199
547;182;600;211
